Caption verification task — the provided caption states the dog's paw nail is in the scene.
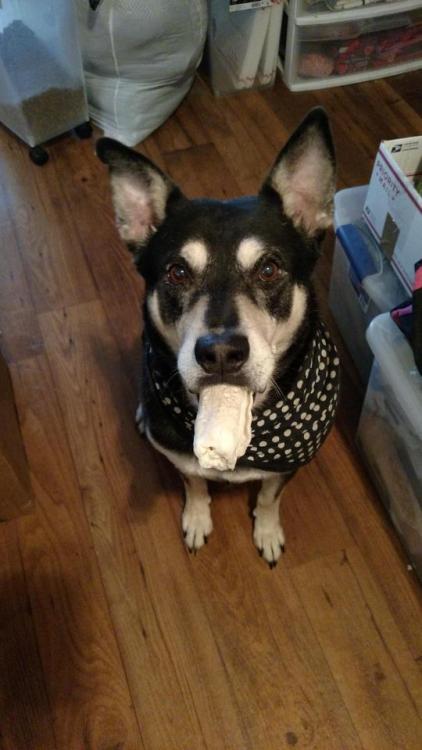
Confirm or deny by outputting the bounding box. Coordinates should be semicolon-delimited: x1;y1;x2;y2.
258;548;263;557
281;544;285;553
269;560;277;570
204;536;208;544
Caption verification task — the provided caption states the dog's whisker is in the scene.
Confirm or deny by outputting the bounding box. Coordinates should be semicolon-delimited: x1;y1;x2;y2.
164;370;180;389
270;378;286;402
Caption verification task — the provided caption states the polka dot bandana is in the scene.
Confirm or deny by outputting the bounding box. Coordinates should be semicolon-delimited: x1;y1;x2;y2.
241;325;340;471
149;323;340;473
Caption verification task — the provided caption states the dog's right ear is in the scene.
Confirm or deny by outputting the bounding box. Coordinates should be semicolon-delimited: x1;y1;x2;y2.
97;138;185;248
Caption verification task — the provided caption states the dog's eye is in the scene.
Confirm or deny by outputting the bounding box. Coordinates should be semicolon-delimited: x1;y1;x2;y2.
258;260;280;282
167;264;189;286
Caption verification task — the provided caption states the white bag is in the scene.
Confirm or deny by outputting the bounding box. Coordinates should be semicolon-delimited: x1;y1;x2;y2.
76;0;207;146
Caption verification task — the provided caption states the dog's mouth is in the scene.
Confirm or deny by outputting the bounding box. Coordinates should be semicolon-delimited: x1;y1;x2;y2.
189;374;265;410
196;372;251;391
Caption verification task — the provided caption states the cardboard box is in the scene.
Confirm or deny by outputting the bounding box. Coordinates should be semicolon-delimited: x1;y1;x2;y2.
363;136;422;293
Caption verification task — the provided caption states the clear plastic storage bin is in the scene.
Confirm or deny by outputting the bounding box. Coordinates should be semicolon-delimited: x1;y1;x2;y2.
357;313;422;580
281;6;422;90
0;1;88;151
207;0;283;94
329;186;406;383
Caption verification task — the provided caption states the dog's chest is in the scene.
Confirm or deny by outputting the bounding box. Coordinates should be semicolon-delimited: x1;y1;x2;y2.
145;323;340;474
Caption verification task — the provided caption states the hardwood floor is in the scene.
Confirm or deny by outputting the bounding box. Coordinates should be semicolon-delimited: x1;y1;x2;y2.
1;71;421;750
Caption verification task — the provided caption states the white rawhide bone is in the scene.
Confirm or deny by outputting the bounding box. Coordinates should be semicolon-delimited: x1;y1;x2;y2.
194;385;253;471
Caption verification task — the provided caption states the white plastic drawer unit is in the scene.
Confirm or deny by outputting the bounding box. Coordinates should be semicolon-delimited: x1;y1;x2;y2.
295;0;422;23
281;0;422;90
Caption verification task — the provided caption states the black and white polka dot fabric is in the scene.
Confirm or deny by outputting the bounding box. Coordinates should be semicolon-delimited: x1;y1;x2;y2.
241;324;340;472
149;322;340;473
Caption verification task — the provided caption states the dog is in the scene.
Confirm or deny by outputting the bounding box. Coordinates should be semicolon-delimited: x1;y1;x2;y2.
97;107;340;567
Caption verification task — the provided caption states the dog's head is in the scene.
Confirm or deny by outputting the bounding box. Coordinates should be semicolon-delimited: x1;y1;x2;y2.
98;108;335;404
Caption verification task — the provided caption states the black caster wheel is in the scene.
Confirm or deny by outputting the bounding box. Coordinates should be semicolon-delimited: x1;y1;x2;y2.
74;121;93;139
29;145;49;166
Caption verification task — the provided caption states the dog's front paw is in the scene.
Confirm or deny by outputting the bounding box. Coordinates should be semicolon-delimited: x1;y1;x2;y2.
135;402;145;435
253;510;285;568
182;505;213;552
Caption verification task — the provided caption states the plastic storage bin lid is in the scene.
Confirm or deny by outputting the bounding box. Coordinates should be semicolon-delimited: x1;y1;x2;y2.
334;185;368;230
336;223;406;312
366;313;422;440
334;185;406;313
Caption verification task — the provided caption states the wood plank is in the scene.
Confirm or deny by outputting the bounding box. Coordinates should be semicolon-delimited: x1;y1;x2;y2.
0;214;32;313
0;353;33;520
318;430;422;661
53;136;143;391
292;546;422;750
10;354;143;750
0;453;32;522
388;71;422;117
188;77;270;193
280;433;354;567
127;464;254;750
39;300;248;749
256;549;363;749
139;137;169;173
173;97;210;146
0;210;43;362
344;80;421;144
0;309;44;363
0;521;57;750
156;473;363;750
164;143;242;199
153;113;193;153
222;89;288;168
0;130;96;312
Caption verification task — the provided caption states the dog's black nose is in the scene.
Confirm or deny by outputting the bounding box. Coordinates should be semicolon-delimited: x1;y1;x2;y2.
195;332;249;375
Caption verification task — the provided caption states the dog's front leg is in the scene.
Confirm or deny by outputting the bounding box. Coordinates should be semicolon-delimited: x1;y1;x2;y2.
181;475;213;552
253;473;293;567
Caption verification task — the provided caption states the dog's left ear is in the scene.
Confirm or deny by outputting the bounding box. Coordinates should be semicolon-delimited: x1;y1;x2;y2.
97;138;185;247
261;108;335;238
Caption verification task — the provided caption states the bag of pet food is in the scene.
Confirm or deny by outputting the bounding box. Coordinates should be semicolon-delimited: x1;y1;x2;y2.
76;0;207;146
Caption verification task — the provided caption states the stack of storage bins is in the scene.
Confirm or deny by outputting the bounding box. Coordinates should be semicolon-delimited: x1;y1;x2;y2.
329;186;407;383
330;186;421;577
357;314;422;581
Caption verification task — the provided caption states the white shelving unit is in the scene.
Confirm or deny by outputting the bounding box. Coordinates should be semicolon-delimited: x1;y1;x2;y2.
280;0;422;90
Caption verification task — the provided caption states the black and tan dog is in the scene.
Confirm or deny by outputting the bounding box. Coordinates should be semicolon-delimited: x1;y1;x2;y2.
97;108;340;566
